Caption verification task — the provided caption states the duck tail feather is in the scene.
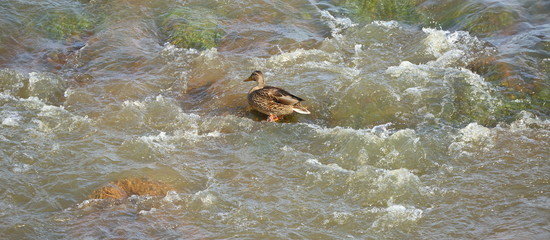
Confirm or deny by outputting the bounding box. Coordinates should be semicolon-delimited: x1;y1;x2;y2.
293;107;311;114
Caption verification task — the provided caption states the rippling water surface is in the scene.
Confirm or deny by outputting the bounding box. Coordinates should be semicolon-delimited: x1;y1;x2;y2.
1;0;549;239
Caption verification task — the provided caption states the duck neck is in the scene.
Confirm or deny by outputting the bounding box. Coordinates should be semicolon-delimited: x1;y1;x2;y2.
249;76;265;93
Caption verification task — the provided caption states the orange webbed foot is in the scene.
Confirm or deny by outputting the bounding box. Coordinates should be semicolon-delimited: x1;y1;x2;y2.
267;114;279;122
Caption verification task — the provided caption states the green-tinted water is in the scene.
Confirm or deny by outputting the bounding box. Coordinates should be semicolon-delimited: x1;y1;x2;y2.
1;0;549;239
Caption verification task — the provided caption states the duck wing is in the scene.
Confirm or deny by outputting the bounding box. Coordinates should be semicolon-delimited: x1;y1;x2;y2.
264;86;303;105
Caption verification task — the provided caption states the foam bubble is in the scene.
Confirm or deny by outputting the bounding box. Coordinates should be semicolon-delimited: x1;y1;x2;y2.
137;132;177;153
422;28;489;66
206;131;221;137
370;123;394;138
263;48;324;66
319;10;356;38
385;204;423;219
138;208;157;215
306;159;353;174
1;111;21;126
161;42;199;55
373;168;421;188
306;123;382;140
252;48;343;72
386;61;429;79
448;122;496;156
162;191;181;203
12;163;31;173
371;20;401;29
323;211;352;225
423;28;453;58
193;190;217;207
459;122;492;143
198;47;219;60
75;199;102;209
509;111;550;130
367;198;423;230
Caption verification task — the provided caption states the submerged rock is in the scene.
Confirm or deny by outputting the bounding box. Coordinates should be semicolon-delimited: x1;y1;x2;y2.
466;53;550;119
418;1;521;37
36;9;95;40
341;1;521;37
89;178;174;200
159;7;224;50
341;0;426;24
462;8;519;35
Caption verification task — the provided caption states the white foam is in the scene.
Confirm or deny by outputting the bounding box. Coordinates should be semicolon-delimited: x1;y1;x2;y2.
371;20;401;29
39;104;66;116
1;111;21;126
162;191;181;203
461;68;495;100
354;44;363;54
370;123;394;138
206;131;221;137
13;96;45;111
161;42;199;55
75;199;102;209
449;122;495;155
304;123;417;148
386;61;430;79
422;28;489;66
138;208;157;215
27;72;41;88
254;48;337;69
319;10;356;38
323;211;352;225
198;47;219;60
306;123;380;139
193;190;217;207
369;202;423;229
124;99;223;148
122;99;146;108
12;163;31;173
384;204;423;221
306;159;352;174
373;168;421;187
509;111;550;130
137;132;177;153
27;72;67;99
281;145;294;152
120;96;212;139
63;87;74;98
0;68;25;92
459;122;492;143
423;28;453;58
386;59;498;116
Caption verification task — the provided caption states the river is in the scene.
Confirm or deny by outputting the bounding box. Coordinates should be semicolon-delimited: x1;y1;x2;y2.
0;0;549;239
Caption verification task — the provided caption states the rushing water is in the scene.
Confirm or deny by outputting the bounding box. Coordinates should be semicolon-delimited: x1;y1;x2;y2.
1;0;549;239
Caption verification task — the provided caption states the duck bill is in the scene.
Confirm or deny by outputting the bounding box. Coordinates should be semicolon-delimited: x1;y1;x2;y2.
243;77;253;82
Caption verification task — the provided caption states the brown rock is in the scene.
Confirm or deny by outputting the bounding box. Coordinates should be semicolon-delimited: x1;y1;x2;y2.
89;178;174;200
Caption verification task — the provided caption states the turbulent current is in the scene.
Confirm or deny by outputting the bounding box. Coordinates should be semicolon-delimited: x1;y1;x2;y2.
0;0;549;239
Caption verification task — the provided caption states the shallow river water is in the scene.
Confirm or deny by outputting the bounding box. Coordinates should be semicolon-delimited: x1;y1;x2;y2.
1;0;549;239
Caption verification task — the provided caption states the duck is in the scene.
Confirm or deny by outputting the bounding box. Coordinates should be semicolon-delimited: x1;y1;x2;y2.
244;71;310;122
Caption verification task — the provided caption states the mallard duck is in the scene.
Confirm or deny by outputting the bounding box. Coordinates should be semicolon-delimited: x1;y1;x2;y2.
244;71;310;122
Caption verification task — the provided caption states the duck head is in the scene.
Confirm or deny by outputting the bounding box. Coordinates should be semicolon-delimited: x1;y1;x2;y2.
244;71;265;91
244;71;264;83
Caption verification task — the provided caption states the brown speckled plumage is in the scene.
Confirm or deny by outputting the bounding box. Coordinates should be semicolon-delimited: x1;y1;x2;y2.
244;71;310;122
